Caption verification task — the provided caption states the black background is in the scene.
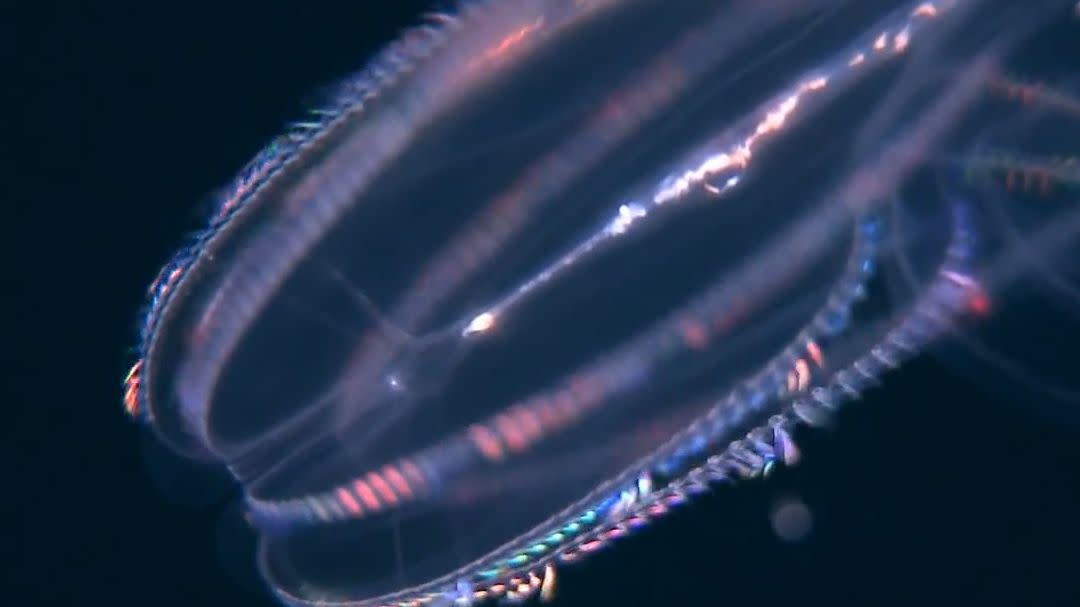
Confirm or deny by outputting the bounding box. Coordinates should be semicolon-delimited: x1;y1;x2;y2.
13;2;1080;606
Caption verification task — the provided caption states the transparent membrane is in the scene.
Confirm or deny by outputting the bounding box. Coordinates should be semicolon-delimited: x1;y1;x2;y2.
125;1;1079;605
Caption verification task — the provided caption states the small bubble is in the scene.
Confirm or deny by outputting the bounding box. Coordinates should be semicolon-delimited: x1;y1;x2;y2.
770;496;813;543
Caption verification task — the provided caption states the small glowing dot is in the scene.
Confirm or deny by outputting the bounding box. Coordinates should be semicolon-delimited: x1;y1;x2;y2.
637;473;653;497
464;312;496;335
609;203;647;234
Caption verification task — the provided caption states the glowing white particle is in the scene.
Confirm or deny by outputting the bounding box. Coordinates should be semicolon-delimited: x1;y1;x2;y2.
463;311;496;335
636;473;653;498
608;203;647;235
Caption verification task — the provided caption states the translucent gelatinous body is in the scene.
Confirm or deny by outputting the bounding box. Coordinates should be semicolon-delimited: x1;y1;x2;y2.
126;1;1078;605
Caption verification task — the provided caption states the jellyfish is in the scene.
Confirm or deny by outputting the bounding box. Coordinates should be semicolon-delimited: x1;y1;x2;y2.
124;1;1079;605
